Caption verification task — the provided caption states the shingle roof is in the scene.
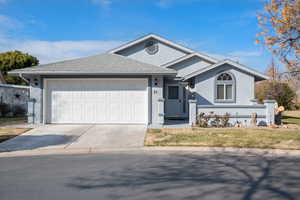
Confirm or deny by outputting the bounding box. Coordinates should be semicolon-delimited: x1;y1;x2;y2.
9;53;177;75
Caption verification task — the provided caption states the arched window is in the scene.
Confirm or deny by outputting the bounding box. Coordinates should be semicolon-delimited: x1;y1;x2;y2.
215;72;235;102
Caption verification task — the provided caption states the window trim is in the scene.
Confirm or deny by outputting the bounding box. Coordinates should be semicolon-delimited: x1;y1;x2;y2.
214;71;236;103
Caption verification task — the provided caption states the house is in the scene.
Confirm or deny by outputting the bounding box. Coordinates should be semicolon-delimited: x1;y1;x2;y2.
9;34;276;127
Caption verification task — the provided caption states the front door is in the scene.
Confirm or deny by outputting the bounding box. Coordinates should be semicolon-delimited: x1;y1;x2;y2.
165;83;185;118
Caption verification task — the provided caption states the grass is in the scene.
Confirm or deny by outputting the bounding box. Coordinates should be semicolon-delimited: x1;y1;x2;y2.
145;128;300;150
282;111;300;126
0;128;30;143
145;110;300;150
0;117;26;126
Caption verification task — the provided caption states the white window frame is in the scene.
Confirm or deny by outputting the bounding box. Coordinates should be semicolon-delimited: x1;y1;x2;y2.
214;72;236;103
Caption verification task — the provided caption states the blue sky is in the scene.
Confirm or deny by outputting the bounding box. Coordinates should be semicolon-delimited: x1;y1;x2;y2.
0;0;277;72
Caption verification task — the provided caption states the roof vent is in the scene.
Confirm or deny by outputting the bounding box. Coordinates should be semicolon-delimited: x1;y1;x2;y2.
145;40;158;55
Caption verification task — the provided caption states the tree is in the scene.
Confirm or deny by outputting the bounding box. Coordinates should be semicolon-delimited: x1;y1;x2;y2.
0;51;39;85
265;58;280;80
256;81;296;109
256;0;300;71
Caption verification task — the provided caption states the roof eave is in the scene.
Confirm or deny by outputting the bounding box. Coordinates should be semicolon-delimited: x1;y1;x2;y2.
8;71;177;76
183;59;269;81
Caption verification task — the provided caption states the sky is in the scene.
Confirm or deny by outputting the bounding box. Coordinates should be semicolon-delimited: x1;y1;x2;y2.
0;0;279;72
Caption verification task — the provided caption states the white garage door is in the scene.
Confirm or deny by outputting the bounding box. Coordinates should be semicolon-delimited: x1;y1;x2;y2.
44;78;148;124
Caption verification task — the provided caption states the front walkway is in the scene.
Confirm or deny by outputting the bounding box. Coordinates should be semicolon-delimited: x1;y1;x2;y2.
0;125;146;152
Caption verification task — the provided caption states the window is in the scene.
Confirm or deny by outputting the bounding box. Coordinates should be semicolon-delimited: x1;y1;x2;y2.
145;40;159;55
168;86;179;99
215;72;235;101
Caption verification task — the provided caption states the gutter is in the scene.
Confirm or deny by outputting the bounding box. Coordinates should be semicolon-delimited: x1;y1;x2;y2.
18;73;29;84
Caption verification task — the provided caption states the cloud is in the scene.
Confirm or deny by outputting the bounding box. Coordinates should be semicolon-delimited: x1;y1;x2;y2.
0;15;22;30
0;36;124;64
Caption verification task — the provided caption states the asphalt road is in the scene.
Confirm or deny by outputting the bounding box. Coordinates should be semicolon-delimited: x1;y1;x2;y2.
1;152;300;200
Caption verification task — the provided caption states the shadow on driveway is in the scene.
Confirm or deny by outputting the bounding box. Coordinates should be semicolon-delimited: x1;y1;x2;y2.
0;134;77;152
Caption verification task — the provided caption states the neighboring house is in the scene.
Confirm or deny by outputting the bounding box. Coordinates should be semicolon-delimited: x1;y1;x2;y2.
9;34;276;127
0;84;29;117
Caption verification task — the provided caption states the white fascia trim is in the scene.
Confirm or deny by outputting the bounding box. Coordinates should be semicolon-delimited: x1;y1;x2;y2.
162;52;218;68
183;59;270;80
108;33;194;54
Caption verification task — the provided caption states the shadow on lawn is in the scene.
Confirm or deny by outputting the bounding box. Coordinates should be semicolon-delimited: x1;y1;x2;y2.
66;153;300;200
282;115;300;125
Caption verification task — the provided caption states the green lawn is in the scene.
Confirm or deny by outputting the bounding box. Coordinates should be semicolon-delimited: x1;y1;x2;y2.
0;117;26;126
145;128;300;150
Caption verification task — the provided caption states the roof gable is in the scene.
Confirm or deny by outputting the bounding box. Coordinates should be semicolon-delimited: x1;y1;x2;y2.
109;33;195;55
162;52;218;68
184;59;269;81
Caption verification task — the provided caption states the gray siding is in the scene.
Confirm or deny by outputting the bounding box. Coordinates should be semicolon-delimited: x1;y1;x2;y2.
117;40;188;66
193;64;255;105
169;56;212;78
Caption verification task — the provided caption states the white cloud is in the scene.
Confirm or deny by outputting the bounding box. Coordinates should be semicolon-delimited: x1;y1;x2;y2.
0;15;22;30
0;36;124;64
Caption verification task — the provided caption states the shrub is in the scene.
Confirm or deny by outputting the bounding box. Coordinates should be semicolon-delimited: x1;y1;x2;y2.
12;105;26;117
197;112;212;128
0;103;11;117
197;112;231;128
256;81;295;109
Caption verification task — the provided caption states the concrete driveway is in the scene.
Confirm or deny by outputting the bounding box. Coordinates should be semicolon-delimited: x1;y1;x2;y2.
0;125;146;152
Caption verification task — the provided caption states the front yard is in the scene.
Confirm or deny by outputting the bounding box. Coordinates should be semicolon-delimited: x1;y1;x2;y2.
0;117;29;143
146;111;300;150
282;111;300;126
145;128;300;150
0;117;26;126
0;128;30;143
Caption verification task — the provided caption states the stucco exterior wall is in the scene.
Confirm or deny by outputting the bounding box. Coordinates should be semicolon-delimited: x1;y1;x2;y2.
116;40;187;66
27;76;43;124
169;56;212;78
0;84;29;116
197;105;267;126
193;64;255;105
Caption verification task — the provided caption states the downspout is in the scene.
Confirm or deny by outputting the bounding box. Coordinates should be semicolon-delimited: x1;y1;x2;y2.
18;73;33;123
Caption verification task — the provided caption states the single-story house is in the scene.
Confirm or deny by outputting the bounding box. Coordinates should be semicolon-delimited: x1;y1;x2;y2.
9;34;276;127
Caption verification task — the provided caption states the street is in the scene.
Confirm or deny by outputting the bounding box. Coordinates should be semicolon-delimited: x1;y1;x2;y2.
1;151;300;200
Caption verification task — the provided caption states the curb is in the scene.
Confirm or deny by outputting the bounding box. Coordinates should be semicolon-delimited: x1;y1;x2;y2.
1;146;300;157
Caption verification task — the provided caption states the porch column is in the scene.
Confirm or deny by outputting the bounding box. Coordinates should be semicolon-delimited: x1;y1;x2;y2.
189;99;197;126
151;75;164;127
264;99;276;125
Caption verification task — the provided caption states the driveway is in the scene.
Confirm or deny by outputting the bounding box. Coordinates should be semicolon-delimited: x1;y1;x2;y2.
0;152;300;200
0;125;146;152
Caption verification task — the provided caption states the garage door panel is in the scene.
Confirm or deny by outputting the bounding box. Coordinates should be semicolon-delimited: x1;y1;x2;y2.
45;79;148;124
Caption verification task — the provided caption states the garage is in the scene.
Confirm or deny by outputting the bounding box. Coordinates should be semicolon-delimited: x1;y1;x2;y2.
44;78;149;124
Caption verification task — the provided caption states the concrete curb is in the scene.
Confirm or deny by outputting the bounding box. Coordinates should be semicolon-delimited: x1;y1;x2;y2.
1;146;300;158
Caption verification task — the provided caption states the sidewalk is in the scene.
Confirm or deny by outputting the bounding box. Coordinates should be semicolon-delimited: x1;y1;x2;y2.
1;146;300;157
